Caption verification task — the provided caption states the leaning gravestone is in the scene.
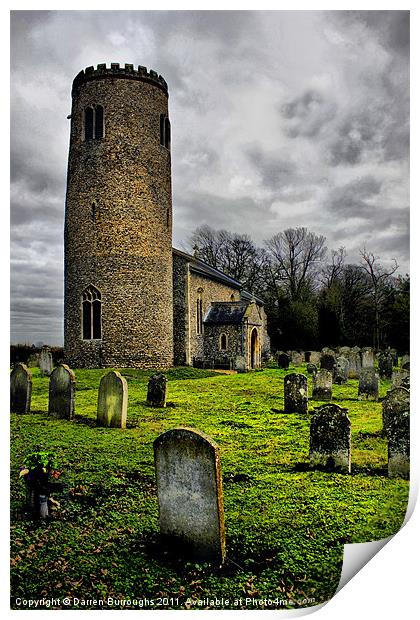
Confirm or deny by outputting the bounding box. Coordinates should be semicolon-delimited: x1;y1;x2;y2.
277;352;290;370
97;371;128;429
154;427;225;563
147;373;167;407
348;348;362;379
309;404;351;473
392;369;410;389
10;363;32;414
333;356;349;384
382;387;409;437
312;368;332;401
378;351;393;379
384;390;410;479
48;364;76;420
358;369;379;401
284;373;308;414
320;351;336;371
39;346;53;377
361;347;374;368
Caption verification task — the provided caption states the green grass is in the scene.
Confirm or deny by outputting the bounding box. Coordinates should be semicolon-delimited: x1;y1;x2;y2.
10;366;409;610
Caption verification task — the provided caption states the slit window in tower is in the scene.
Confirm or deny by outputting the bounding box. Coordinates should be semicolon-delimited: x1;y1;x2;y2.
95;105;104;139
164;117;171;149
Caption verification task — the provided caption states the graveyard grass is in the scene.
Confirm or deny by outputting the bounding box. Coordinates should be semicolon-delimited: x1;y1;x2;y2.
10;366;409;610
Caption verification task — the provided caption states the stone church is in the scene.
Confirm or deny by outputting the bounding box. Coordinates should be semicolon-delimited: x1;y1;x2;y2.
64;63;270;370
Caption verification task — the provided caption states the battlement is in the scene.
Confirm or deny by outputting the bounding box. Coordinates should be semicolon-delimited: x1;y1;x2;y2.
72;63;168;96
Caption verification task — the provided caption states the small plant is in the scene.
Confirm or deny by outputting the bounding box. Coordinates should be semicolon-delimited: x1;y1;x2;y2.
19;450;61;519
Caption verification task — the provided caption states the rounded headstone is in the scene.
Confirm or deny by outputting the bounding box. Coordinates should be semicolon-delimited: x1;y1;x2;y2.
97;370;128;428
310;403;351;473
48;364;76;420
284;373;308;414
10;363;32;414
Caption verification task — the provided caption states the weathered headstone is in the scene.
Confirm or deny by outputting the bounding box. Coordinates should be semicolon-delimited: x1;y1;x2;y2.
306;363;317;376
312;368;332;401
382;387;409;437
384;390;410;478
10;363;32;414
48;364;76;420
284;373;308;414
392;369;410;389
378;351;393;379
97;371;128;428
39;346;53;377
309;351;321;365
320;351;336;371
338;346;351;358
290;351;303;366
358;368;379;401
361;347;374;368
333;356;349;384
154;427;225;563
401;354;410;369
347;348;361;379
27;353;39;368
147;373;167;407
309;404;351;473
277;352;290;370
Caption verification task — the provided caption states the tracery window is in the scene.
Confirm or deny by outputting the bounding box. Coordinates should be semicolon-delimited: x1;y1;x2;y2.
84;105;104;141
82;285;102;340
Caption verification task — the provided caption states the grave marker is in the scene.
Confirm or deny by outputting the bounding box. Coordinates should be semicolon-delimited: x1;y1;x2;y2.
284;373;308;414
10;363;32;414
97;371;128;428
310;403;351;473
48;364;76;420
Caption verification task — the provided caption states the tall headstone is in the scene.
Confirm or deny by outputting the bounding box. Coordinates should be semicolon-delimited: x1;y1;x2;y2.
347;348;362;379
277;352;290;370
147;373;167;407
284;373;308;414
358;369;379;401
309;404;351;473
384;390;410;479
312;368;332;401
154;427;225;563
378;351;393;379
10;363;32;414
39;346;53;377
333;356;349;384
320;351;336;371
97;371;128;428
361;347;374;368
48;364;76;420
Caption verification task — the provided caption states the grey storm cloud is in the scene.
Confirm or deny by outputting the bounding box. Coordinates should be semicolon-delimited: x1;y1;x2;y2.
10;10;409;344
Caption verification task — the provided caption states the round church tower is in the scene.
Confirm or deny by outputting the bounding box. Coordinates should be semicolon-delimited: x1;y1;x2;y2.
64;63;173;368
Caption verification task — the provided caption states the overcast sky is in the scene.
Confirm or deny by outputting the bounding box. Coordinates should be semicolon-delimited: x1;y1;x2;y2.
10;10;409;345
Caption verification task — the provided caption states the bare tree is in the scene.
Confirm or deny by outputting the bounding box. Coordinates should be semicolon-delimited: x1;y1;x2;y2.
321;247;346;289
360;249;399;349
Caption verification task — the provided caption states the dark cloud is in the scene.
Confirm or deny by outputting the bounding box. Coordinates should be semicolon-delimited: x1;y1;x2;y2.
327;176;383;217
280;89;336;138
333;11;409;55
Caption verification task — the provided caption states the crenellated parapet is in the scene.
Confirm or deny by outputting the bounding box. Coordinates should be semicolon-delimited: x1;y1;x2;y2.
72;63;168;96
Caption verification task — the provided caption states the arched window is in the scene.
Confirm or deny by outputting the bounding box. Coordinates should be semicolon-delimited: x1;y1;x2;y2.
159;114;171;149
196;289;203;335
220;333;227;351
84;105;104;141
230;293;235;302
84;107;94;140
82;285;102;340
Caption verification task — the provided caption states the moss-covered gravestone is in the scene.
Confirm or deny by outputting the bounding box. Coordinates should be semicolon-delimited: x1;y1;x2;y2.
320;351;336;371
48;364;76;420
277;352;290;369
309;403;351;473
312;368;332;401
378;351;394;379
97;371;128;428
358;369;379;401
361;347;374;368
147;373;167;407
392;369;410;389
333;356;349;384
383;389;410;478
39;345;53;376
306;363;317;376
10;363;32;414
348;347;361;379
284;373;308;414
154;427;225;564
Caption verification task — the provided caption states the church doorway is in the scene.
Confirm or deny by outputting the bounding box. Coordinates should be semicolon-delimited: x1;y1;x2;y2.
250;328;259;369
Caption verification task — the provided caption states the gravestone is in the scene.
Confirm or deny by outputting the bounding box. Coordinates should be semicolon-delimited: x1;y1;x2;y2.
309;404;351;473
284;373;308;414
290;351;303;365
402;361;410;371
390;349;398;367
277;352;290;370
382;387;409;437
361;347;374;368
320;351;336;371
338;346;351;358
333;356;349;384
306;363;317;376
312;368;332;401
154;427;225;563
358;368;379;401
27;353;39;368
309;351;321;365
39;346;53;376
48;364;76;420
392;369;410;389
304;351;311;363
10;363;32;414
401;354;410;369
147;373;167;407
378;351;393;379
97;371;128;428
384;390;410;479
348;348;361;378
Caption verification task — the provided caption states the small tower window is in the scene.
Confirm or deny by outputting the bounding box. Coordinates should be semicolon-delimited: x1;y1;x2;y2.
85;107;94;140
196;288;203;335
91;202;96;222
220;333;228;351
82;285;102;340
84;105;104;141
160;114;171;149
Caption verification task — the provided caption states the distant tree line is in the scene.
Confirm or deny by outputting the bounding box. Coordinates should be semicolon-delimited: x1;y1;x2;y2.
189;225;409;353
